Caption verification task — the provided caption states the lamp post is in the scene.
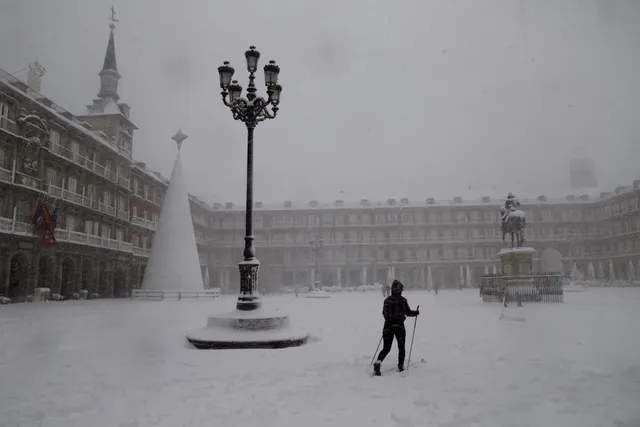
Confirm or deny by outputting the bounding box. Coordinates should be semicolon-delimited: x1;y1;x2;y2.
218;46;282;311
309;235;324;290
566;229;574;280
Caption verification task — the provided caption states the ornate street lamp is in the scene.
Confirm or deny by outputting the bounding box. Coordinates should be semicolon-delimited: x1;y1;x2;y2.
186;47;308;349
218;46;282;311
309;235;324;289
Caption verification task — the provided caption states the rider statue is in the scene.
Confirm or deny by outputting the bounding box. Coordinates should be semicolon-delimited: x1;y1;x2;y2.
501;193;520;223
500;192;526;247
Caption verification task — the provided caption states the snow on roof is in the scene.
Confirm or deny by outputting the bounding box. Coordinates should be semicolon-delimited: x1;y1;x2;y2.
0;68;123;157
132;162;169;186
84;97;128;118
209;189;640;213
188;194;212;210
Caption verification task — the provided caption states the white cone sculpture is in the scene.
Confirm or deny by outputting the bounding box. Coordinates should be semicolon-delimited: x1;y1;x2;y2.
141;137;203;293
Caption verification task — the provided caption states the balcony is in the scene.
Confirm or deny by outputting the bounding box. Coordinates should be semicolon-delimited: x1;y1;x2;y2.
192;215;209;228
98;202;115;217
132;189;164;207
48;142;129;189
132;246;150;257
0;216;141;255
44;184;126;221
118;176;129;188
131;215;156;230
14;172;41;190
53;229;133;252
209;232;607;249
0;116;19;135
0;166;12;183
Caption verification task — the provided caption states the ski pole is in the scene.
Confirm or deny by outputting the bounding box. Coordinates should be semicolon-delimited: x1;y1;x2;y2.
406;305;419;369
370;335;383;365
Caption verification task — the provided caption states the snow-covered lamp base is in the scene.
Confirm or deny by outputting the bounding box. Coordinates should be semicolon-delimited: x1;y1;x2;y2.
185;308;310;350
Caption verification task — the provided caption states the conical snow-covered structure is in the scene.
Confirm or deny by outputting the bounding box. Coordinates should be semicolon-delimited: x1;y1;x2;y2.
141;132;203;292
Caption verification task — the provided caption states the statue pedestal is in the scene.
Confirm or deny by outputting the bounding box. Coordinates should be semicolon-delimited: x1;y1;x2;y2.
481;246;563;303
497;247;536;276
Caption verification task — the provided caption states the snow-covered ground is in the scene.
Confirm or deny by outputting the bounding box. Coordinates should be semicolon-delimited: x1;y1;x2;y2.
1;289;639;427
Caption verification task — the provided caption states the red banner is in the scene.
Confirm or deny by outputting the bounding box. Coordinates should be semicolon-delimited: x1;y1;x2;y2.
31;202;56;248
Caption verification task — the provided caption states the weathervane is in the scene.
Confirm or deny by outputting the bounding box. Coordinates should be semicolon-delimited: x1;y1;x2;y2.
172;128;188;151
109;6;119;30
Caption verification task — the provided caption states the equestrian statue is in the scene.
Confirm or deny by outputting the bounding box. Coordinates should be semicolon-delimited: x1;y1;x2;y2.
500;193;526;248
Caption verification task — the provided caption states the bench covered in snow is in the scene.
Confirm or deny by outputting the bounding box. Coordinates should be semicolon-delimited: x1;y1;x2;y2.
131;289;220;300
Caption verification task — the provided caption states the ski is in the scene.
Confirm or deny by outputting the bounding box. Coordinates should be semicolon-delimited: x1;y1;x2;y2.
370;358;426;377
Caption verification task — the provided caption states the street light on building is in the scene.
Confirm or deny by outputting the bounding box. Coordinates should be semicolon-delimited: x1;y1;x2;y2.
217;46;282;311
309;235;324;289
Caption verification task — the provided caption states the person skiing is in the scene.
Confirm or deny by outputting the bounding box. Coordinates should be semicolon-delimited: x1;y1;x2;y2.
373;280;420;375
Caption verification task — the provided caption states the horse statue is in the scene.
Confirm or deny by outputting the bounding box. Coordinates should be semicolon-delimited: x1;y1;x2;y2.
500;194;526;247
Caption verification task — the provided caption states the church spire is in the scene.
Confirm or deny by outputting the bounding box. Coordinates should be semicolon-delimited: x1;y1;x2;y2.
97;6;121;101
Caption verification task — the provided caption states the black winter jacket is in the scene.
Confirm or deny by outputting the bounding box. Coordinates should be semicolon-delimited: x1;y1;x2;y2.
382;295;418;326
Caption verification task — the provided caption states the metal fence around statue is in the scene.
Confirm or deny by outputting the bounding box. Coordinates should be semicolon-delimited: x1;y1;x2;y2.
480;273;563;303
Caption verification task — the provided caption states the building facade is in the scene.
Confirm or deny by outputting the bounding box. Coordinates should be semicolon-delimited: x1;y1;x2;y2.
206;187;640;292
2;23;639;302
0;25;209;301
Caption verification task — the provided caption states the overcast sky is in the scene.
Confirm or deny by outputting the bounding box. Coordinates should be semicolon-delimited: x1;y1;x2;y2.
1;0;639;205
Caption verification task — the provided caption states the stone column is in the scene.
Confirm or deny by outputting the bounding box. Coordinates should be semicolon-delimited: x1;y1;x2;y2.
336;267;342;288
31;253;40;294
108;262;115;297
125;265;131;297
55;255;64;295
361;265;367;287
219;270;224;289
75;257;83;293
0;254;8;296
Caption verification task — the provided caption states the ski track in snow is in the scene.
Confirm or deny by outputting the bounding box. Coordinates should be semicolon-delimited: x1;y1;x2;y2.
1;289;639;427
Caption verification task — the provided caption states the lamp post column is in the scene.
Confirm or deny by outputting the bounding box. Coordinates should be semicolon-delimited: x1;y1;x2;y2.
217;46;282;311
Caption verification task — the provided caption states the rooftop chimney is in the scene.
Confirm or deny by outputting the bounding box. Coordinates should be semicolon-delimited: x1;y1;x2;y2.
26;61;45;92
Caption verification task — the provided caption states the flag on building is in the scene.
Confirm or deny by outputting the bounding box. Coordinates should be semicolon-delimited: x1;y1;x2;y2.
31;202;56;248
